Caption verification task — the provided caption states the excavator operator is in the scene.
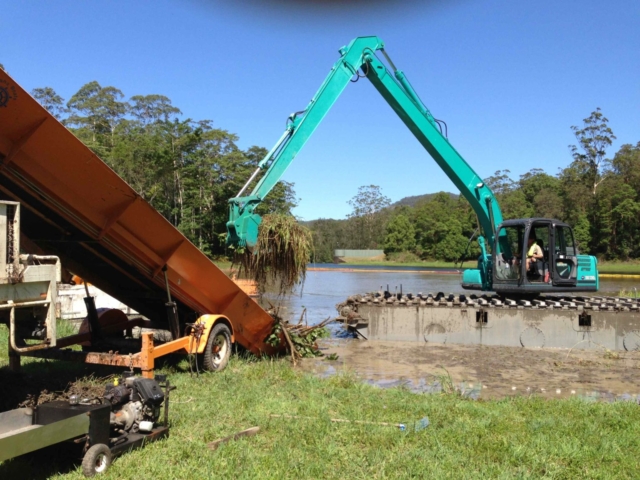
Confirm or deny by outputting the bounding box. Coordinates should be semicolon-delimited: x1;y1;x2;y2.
526;236;544;272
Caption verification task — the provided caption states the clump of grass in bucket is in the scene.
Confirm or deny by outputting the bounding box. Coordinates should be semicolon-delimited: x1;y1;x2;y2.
236;214;312;295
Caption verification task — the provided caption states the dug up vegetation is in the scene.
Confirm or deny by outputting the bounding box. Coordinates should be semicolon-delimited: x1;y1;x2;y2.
233;213;332;361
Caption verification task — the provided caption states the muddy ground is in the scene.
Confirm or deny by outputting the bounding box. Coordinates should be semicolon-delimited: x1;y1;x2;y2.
303;339;640;400
4;338;640;410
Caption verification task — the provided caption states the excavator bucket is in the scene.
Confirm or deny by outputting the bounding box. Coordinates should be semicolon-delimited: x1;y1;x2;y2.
0;70;278;355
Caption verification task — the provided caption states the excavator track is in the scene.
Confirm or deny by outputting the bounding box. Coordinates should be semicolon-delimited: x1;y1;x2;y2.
338;292;640;351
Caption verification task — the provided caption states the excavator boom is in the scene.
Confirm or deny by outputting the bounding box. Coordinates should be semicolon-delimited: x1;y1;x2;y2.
227;36;500;289
227;36;599;294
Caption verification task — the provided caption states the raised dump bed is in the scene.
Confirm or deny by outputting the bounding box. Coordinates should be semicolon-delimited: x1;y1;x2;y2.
0;70;276;358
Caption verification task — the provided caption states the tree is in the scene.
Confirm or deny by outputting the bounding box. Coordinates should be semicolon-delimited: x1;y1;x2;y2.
347;185;391;249
32;87;68;120
573;214;591;252
67;81;128;147
560;108;616;255
611;142;640;192
484;170;515;196
484;170;532;220
308;218;349;262
433;219;468;262
383;211;416;255
518;169;563;219
569;108;615;196
130;94;181;125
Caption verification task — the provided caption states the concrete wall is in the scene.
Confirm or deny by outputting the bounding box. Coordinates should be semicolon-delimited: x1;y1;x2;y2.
355;303;640;351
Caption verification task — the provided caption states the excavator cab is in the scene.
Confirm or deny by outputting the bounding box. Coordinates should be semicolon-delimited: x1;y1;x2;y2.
491;218;598;295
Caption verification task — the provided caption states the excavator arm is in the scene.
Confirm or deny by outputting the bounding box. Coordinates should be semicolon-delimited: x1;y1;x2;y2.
227;36;503;290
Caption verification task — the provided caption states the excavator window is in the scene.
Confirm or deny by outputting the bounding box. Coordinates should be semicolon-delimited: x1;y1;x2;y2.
554;226;577;279
527;223;551;283
494;225;523;281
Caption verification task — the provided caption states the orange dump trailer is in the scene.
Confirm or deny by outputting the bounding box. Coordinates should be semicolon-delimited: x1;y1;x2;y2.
0;70;277;365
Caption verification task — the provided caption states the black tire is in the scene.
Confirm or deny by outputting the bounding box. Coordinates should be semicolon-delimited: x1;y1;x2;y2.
202;323;232;372
82;444;112;477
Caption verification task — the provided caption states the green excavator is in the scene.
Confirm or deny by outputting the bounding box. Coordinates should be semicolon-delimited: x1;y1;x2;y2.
227;36;598;295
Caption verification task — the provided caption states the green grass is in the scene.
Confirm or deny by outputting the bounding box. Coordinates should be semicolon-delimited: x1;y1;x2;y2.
224;255;640;275
2;324;640;479
56;318;78;339
335;258;640;275
598;262;640;275
213;260;233;273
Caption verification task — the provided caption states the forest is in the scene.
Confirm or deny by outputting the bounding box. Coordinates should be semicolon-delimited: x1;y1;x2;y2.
29;82;298;258
28;80;640;264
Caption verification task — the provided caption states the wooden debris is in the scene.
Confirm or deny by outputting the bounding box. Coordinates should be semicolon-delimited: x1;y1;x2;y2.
266;315;334;366
270;414;406;429
207;427;260;451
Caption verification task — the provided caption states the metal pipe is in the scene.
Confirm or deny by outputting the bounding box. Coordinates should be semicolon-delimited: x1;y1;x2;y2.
162;265;171;303
235;129;291;198
394;70;431;118
380;48;398;72
0;299;49;310
235;167;262;199
9;307;51;353
164;379;170;427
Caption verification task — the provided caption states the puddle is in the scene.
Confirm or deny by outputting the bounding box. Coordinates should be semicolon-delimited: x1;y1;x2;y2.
303;339;640;401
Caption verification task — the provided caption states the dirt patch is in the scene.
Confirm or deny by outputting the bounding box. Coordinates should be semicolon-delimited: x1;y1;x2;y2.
302;339;640;400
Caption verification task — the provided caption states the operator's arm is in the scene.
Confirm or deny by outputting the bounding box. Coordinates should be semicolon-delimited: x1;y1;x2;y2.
527;244;543;260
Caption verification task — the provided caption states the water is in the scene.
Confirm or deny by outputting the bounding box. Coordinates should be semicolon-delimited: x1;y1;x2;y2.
262;267;639;326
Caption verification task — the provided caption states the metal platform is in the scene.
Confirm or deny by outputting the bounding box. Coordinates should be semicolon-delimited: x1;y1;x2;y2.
338;293;640;350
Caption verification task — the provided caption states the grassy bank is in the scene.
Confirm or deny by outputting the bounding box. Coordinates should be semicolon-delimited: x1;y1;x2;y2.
216;257;640;275
1;327;640;478
329;258;640;275
329;259;477;269
597;262;640;275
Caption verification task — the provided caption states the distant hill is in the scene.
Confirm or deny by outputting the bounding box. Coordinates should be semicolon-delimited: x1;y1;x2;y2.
301;191;459;223
389;191;458;209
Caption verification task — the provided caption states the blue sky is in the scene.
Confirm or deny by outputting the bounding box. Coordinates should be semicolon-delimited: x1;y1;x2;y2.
2;0;639;220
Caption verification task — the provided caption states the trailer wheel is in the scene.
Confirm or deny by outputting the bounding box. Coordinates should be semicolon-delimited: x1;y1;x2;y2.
203;323;232;372
82;443;112;477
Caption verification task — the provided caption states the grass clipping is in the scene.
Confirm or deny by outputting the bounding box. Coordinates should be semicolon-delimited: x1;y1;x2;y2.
237;214;312;295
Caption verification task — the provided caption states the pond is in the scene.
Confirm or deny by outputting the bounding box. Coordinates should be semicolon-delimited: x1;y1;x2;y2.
261;266;640;326
260;266;640;400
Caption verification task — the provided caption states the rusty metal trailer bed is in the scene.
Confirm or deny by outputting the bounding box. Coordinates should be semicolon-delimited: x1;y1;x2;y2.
0;70;277;373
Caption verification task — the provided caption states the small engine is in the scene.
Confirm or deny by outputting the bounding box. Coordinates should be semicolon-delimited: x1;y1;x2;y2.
103;376;165;433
